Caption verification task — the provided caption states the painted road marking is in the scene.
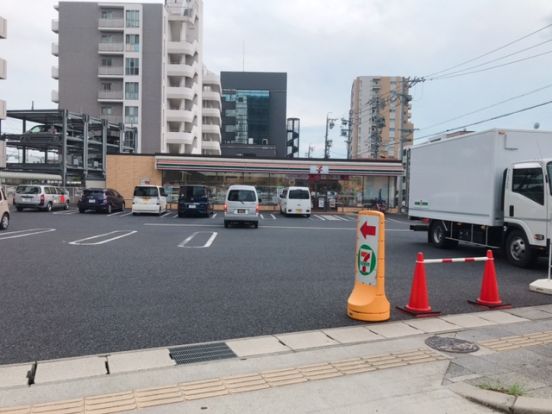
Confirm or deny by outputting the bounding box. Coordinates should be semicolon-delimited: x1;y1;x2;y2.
314;215;326;221
270;214;276;220
211;213;217;219
53;210;78;215
334;216;349;221
69;230;137;246
145;223;410;232
107;211;125;217
322;215;340;221
160;211;171;218
0;228;56;241
260;214;265;219
178;231;218;248
386;217;409;224
120;211;133;217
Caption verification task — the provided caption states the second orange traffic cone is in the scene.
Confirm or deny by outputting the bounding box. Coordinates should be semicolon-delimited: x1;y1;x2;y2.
397;252;441;317
469;250;511;310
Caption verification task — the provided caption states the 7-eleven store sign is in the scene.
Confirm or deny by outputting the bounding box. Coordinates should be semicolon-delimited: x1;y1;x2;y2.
356;216;378;286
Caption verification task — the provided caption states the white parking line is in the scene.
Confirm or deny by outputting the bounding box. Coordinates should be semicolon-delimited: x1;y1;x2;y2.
314;215;326;221
270;214;276;220
334;216;349;221
120;212;133;217
0;228;56;241
171;213;179;218
260;214;265;220
178;231;218;248
53;210;78;215
322;215;340;221
160;211;171;218
386;217;409;224
107;211;125;217
144;222;409;231
69;230;137;246
211;213;217;219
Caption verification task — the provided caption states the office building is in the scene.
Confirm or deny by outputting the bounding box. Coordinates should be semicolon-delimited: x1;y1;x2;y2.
349;76;413;159
0;16;6;120
52;0;221;155
220;72;287;158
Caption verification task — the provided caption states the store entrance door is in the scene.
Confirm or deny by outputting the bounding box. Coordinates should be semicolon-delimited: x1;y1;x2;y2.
307;179;340;212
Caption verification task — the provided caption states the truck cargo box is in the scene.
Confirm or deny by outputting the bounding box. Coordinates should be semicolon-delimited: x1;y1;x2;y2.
408;129;552;226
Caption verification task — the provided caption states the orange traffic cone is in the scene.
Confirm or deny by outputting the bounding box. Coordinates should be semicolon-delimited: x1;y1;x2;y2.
468;250;511;310
397;252;441;317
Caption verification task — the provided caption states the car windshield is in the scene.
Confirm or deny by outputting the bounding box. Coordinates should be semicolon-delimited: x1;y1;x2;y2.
84;190;105;196
180;186;207;201
134;187;158;197
289;189;310;199
228;190;256;202
16;186;40;194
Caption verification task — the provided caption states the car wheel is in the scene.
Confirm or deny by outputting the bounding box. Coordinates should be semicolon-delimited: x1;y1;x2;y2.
16;206;23;212
306;214;311;218
429;220;456;248
505;229;534;268
46;202;53;212
132;212;137;216
0;213;9;230
107;204;112;214
224;220;229;228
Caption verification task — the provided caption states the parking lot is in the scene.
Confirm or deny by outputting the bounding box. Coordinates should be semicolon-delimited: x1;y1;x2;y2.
1;208;551;364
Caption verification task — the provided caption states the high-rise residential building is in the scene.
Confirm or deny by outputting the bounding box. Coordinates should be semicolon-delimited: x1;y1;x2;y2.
52;0;221;155
0;16;6;120
220;72;287;158
349;76;413;160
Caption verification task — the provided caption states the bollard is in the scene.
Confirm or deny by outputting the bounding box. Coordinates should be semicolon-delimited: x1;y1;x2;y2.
347;210;390;322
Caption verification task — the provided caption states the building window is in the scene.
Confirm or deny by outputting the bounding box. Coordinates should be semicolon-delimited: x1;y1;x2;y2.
125;106;139;124
101;33;114;43
125;82;139;100
101;9;113;19
102;82;112;91
101;106;113;115
126;34;139;52
126;10;139;28
101;57;113;67
125;58;139;75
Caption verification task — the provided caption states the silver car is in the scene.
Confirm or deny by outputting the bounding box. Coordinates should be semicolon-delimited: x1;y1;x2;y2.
0;188;9;230
224;185;259;228
14;185;70;212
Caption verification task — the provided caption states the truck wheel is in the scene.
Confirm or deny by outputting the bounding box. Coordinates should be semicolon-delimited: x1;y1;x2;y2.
505;230;534;268
429;221;457;248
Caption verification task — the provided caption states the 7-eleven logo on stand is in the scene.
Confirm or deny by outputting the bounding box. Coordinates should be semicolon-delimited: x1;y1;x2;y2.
356;215;379;286
358;244;376;276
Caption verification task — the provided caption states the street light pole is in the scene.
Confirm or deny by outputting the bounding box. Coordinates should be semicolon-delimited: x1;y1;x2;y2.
324;113;337;160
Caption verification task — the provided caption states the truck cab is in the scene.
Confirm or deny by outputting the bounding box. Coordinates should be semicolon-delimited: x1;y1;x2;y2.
502;159;552;266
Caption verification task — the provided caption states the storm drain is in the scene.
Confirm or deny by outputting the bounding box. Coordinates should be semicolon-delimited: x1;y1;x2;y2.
169;342;237;365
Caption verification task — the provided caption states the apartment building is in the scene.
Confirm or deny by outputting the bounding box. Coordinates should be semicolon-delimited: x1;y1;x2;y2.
349;76;413;160
52;0;221;155
0;16;6;120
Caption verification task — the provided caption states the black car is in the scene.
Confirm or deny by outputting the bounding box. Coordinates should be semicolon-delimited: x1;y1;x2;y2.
178;185;213;217
78;188;125;214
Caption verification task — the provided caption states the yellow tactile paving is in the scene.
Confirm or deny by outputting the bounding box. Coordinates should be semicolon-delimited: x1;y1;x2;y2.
0;347;447;414
480;330;552;351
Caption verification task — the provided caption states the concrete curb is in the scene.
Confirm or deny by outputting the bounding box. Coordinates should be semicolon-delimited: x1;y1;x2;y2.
450;382;552;414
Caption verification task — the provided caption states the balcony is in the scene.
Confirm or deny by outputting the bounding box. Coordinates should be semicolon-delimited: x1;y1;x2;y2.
166;86;194;100
51;66;58;80
166;40;197;55
202;124;221;135
98;18;124;30
51;19;58;34
202;90;221;105
98;66;124;77
98;43;124;53
51;90;59;103
166;63;195;77
165;109;194;123
101;115;123;124
202;107;220;118
0;100;6;119
51;42;58;57
165;131;193;146
0;17;6;39
98;90;123;101
201;140;221;153
0;58;6;80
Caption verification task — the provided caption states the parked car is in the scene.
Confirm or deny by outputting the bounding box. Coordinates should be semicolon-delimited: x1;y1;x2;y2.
132;185;168;215
178;185;213;217
224;185;259;228
0;188;10;230
279;186;311;217
78;188;125;214
14;185;70;212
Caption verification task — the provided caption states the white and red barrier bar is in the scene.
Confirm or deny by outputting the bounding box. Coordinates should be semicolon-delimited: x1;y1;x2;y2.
420;256;490;264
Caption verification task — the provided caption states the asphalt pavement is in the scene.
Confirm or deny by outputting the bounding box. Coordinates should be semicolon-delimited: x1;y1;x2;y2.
1;209;551;364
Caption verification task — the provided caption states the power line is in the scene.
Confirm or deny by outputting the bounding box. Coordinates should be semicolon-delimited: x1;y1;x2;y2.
430;38;552;80
418;82;552;131
424;22;552;78
429;48;552;81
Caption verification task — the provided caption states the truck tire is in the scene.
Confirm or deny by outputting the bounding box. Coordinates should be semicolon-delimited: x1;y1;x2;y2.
429;221;457;249
505;229;534;268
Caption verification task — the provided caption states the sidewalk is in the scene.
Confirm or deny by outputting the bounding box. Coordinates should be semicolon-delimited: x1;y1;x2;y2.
1;305;552;413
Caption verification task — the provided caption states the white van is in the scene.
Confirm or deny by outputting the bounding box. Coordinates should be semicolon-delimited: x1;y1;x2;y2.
0;187;10;230
224;185;259;228
279;186;311;217
132;185;168;215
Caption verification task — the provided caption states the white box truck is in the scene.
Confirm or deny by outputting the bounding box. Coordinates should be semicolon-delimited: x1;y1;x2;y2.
408;129;552;267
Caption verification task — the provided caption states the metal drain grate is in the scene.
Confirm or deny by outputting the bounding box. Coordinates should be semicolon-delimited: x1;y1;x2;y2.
169;342;237;365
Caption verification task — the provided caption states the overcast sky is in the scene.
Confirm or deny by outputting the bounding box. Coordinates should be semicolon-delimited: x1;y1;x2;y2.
2;0;552;158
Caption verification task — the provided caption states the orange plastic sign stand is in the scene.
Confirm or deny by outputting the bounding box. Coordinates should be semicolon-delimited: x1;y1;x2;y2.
347;210;390;322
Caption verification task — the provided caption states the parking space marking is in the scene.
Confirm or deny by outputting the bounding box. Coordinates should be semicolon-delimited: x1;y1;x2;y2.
160;211;171;218
314;215;326;221
0;228;56;241
270;214;276;220
144;223;406;232
178;231;218;248
260;214;265;219
53;210;78;215
386;217;409;225
334;216;349;221
107;211;125;217
322;215;340;221
69;230;137;246
211;213;217;219
171;213;179;218
120;211;133;217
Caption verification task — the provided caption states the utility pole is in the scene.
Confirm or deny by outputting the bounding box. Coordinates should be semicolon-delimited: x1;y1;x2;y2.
306;145;314;158
324;113;338;160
